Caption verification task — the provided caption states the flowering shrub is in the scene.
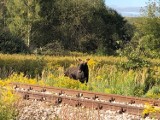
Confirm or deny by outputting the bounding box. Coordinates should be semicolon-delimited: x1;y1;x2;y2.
2;73;45;86
0;80;18;120
143;103;160;118
42;73;89;90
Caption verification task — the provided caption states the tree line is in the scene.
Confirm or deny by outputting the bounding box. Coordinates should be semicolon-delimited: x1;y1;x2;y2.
0;0;159;58
0;0;132;55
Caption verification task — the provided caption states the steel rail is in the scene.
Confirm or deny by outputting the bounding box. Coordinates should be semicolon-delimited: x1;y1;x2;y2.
9;82;160;119
10;82;160;107
14;90;144;115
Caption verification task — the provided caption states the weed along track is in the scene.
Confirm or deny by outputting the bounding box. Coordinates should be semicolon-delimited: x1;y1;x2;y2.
10;82;160;119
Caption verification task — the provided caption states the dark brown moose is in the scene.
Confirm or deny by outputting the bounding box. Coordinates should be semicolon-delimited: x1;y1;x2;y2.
64;59;90;83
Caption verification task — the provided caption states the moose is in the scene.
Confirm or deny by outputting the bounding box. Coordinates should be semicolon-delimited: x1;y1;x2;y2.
64;59;90;83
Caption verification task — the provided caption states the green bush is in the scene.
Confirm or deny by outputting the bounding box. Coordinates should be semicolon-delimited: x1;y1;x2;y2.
0;85;18;120
34;41;65;55
119;51;150;70
120;57;150;70
0;56;46;78
0;30;29;54
144;68;160;94
145;86;160;98
0;103;17;120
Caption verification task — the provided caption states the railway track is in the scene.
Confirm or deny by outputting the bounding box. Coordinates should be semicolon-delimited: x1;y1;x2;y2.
10;82;160;119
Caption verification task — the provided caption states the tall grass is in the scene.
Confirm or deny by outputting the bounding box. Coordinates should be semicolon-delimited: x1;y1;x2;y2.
0;54;160;98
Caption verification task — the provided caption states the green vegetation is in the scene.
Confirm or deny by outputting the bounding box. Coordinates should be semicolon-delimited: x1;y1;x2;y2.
0;0;160;118
1;0;159;58
0;54;160;98
124;0;160;58
0;0;132;55
0;30;29;54
0;81;18;120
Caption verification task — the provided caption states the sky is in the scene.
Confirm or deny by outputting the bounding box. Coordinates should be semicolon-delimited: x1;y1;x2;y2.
105;0;148;17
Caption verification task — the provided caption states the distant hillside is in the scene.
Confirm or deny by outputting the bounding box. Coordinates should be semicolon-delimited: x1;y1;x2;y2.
108;5;142;17
125;17;143;25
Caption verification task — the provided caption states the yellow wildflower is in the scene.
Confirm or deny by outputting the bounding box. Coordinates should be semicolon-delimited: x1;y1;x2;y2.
96;76;102;80
88;59;96;67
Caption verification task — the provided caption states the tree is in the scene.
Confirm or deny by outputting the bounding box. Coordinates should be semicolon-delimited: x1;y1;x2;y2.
2;0;132;55
140;0;160;57
5;0;41;47
0;0;7;30
0;29;29;54
123;0;160;58
33;0;132;55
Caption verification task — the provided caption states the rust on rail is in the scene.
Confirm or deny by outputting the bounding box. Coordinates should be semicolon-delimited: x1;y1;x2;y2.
10;82;160;107
10;82;160;119
14;90;144;116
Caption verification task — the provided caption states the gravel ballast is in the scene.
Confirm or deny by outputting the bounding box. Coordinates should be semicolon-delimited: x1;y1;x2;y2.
16;100;155;120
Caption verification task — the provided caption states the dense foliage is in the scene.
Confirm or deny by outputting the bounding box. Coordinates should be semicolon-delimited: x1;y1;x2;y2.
123;0;160;58
0;0;132;55
0;0;159;58
0;29;29;54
